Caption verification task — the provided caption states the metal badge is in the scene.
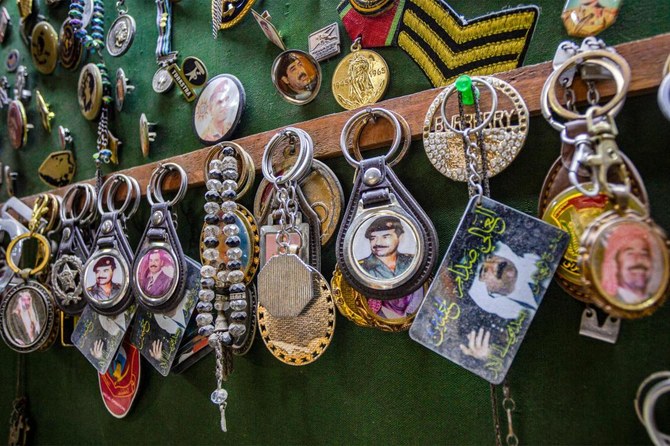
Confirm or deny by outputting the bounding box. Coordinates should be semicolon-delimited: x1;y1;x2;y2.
58;126;73;149
38;151;76;187
82;175;141;316
35;90;54;132
106;14;136;57
78;63;103;121
30;21;58;75
152;66;174;94
337;108;438;300
17;0;34;20
166;63;196;101
6;49;20;72
580;209;670;320
0;281;56;353
59;19;83;71
139;113;157;158
332;265;429;332
251;9;285;50
181;56;208;88
308;22;340;62
193;74;245;145
271;49;321;105
410;196;569;384
7;100;32;149
332;38;388;110
115;67;135;112
130;256;200;376
98;340;141;418
423;76;529;182
50;185;97;314
254;159;344;246
131;163;188;312
0;7;12;43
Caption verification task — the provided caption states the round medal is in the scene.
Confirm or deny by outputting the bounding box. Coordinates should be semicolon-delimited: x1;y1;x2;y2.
332;44;389;110
59;19;84;71
152;66;174;94
7;100;30;149
0;281;56;353
271;50;321;105
106;14;136;57
192;74;245;145
30;21;59;74
423;76;529;181
78;63;103;120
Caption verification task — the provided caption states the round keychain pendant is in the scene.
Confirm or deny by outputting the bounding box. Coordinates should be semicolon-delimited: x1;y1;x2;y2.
78;63;103;120
106;13;136;57
580;209;670;319
192;74;245;145
0;281;57;353
271;49;321;105
59;19;84;71
7;100;32;149
332;38;389;110
30;21;58;74
424;76;529;182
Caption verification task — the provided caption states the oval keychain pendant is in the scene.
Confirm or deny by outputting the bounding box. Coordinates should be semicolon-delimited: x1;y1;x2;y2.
131;164;188;312
82;175;141;316
337;108;438;300
106;2;136;57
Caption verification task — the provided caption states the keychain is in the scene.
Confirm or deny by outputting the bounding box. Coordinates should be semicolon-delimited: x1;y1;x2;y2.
0;195;61;353
256;128;336;366
51;184;97;315
337;107;438;300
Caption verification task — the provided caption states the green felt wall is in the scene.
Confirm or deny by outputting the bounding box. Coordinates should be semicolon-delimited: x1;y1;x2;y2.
0;0;668;444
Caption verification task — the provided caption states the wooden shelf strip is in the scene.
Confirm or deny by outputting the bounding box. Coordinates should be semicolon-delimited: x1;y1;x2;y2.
19;32;670;206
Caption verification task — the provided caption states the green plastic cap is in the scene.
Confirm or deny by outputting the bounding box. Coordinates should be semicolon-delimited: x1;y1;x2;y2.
456;75;475;106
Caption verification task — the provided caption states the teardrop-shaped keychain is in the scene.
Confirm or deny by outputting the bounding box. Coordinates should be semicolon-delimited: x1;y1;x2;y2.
51;184;97;315
337;107;438;300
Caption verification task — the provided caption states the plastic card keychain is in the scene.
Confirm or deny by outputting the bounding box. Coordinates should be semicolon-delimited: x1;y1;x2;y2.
410;76;568;384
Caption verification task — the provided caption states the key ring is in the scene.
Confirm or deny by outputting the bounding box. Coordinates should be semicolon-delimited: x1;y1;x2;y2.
634;372;670;445
543;50;630;129
6;195;55;277
347;109;411;168
438;76;498;136
340;107;402;168
61;184;97;225
147;162;188;206
97;174;140;219
262;127;313;185
204;142;255;197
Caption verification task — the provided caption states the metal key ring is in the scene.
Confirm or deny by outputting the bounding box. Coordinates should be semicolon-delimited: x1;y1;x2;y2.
61;184;94;222
204;142;253;196
106;175;141;219
545;50;630;124
148;162;188;206
439;76;498;136
262;127;313;185
349;109;411;168
641;378;670;445
6;232;51;276
78;184;98;226
97;174;134;216
340;107;402;168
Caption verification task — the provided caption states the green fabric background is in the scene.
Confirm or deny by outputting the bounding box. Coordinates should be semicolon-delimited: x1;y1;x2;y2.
0;0;668;444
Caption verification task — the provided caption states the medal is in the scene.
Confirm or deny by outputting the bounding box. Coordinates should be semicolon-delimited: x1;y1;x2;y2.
337;108;438;299
271;50;321;105
192;74;245;145
332;37;389;110
181;56;208;88
106;0;136;57
152;67;174;94
30;21;58;75
82;174;141;316
77;63;103;121
139;114;157;158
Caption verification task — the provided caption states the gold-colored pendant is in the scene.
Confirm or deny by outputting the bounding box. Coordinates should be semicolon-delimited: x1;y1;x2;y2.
542;184;646;300
38;150;76;187
580;209;669;319
107;129;121;165
332;266;429;332
77;63;103;121
30;21;59;75
562;0;621;37
35;90;54;132
332;39;389;110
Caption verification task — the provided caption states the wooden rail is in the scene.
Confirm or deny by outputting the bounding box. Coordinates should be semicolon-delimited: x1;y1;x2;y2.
18;33;670;206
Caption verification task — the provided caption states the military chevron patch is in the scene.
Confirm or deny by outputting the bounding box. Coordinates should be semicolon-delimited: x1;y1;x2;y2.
338;0;539;87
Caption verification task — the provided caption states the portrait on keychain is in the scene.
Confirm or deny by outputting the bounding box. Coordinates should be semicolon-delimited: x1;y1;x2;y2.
367;287;424;321
352;214;420;284
272;50;321;104
136;248;176;299
593;221;667;306
84;255;124;303
193;74;244;144
4;288;46;347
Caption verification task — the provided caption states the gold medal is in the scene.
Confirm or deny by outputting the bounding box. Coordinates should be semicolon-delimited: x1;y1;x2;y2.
31;21;59;75
331;38;389;110
542;184;646;301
